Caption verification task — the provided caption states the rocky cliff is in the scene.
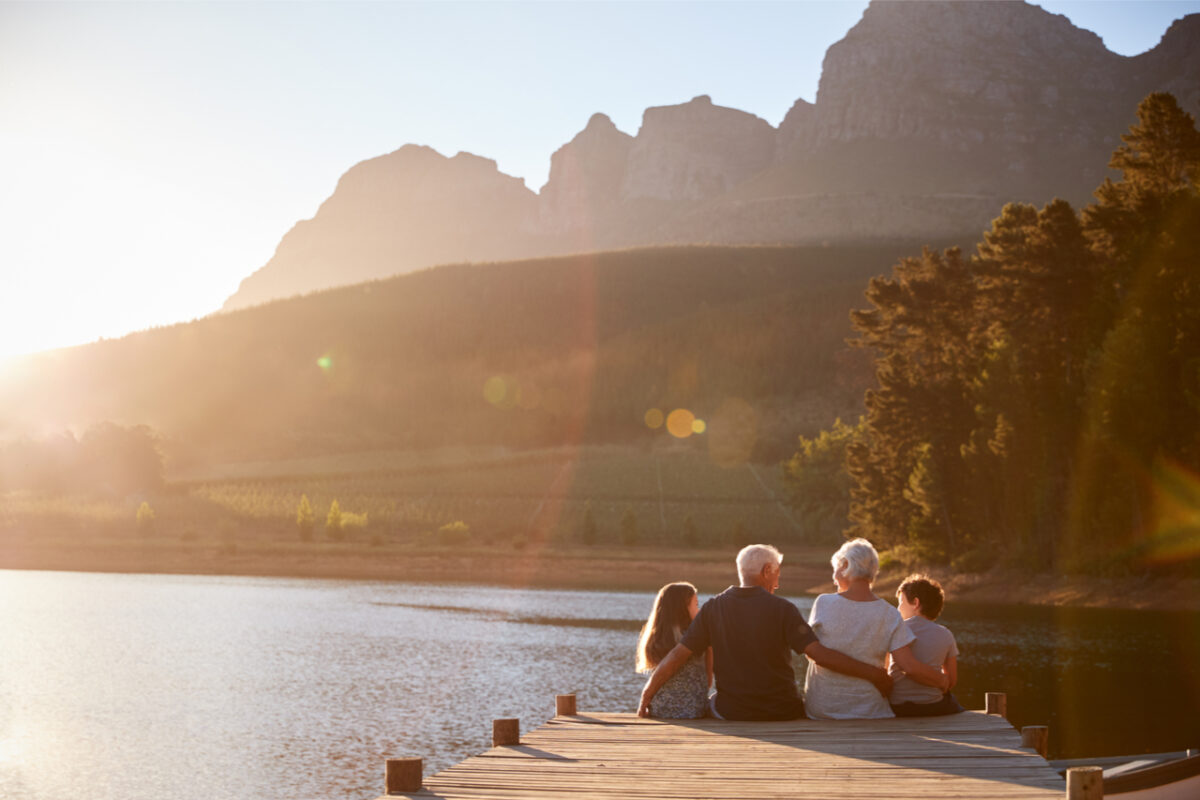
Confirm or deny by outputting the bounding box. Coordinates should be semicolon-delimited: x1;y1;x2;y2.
229;145;542;309
223;0;1200;311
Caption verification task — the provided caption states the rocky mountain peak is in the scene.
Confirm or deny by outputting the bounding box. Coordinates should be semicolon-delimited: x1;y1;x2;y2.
620;96;776;202
538;112;635;235
223;1;1200;311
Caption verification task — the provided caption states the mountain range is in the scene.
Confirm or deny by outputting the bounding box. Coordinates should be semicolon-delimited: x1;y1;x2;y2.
223;0;1200;311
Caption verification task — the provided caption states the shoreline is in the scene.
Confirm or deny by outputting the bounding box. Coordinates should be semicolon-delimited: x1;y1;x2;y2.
2;537;1198;611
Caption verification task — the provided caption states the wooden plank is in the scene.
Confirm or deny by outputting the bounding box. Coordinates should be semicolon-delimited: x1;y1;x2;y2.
378;710;1065;799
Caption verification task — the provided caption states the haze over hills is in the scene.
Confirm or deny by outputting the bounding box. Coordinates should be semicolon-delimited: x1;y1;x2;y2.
3;243;934;464
224;0;1200;311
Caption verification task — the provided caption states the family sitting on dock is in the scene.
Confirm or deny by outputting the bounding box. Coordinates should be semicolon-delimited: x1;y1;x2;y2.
636;540;963;720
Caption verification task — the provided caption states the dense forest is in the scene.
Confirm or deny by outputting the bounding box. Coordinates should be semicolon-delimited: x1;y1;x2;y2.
786;94;1200;575
0;241;952;473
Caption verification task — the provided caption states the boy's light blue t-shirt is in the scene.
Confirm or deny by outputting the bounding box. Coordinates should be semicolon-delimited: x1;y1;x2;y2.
888;615;958;705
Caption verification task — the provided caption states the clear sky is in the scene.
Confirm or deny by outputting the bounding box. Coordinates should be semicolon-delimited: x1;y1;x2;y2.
1;0;1197;362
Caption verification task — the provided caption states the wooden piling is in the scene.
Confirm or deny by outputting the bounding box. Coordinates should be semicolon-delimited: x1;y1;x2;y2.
1065;766;1103;799
1021;725;1049;758
492;717;520;746
555;693;577;716
986;691;1007;718
384;758;422;795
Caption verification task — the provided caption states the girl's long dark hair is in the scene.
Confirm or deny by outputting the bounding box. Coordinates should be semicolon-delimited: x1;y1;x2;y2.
636;582;697;673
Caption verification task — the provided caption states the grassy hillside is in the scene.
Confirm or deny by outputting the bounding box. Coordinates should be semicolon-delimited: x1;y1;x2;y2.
0;241;959;464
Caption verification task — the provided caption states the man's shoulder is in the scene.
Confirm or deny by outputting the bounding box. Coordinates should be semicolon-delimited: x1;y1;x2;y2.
703;586;800;614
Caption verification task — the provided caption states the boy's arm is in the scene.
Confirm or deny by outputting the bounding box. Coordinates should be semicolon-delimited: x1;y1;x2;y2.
891;644;949;691
944;654;957;691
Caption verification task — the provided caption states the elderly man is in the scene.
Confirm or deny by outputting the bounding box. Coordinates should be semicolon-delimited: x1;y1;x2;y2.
638;544;944;720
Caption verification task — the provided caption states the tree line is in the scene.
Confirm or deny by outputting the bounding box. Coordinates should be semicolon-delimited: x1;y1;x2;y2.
0;422;164;496
787;93;1200;574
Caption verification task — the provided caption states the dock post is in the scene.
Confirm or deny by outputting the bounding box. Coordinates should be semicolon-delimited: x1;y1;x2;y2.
985;691;1007;718
385;757;422;794
1065;766;1103;799
493;718;520;746
555;694;577;716
1020;725;1049;758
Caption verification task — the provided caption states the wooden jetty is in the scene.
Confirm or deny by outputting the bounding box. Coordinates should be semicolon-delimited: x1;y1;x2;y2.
379;693;1105;799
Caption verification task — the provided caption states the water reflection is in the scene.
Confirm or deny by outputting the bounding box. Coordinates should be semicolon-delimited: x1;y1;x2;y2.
0;571;1195;800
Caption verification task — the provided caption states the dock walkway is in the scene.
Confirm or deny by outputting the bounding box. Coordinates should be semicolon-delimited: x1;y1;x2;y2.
382;709;1067;799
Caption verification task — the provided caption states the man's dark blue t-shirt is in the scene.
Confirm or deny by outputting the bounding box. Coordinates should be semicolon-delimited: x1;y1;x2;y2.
679;585;818;720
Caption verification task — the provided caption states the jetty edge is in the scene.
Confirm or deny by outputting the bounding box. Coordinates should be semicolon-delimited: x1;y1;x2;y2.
375;692;1108;799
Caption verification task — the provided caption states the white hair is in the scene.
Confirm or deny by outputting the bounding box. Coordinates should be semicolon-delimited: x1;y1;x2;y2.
831;538;880;583
736;544;783;585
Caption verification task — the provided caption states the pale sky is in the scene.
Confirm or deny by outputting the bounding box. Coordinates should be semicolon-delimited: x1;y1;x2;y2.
1;0;1197;362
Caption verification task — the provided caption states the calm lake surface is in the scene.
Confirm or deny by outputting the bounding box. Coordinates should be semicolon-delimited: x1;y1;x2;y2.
0;570;1197;799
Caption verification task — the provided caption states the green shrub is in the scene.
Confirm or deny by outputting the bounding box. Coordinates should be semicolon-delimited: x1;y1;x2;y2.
296;494;314;541
136;501;156;535
342;511;369;532
437;520;471;545
326;499;343;540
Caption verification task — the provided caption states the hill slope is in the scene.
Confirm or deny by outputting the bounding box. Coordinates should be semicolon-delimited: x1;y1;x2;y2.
2;242;942;462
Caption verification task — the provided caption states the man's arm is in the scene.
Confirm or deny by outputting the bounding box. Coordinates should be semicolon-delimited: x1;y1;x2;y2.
637;643;694;717
891;644;950;691
803;641;892;698
944;654;957;691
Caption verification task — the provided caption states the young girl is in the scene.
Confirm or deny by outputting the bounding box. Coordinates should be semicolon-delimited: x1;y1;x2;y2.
636;582;712;718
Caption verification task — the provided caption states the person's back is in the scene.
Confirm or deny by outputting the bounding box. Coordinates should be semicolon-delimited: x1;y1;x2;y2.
680;585;814;720
888;574;964;716
888;615;955;703
804;592;911;719
637;544;892;722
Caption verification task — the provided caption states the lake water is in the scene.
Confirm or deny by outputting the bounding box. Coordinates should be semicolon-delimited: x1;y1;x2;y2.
0;571;1197;799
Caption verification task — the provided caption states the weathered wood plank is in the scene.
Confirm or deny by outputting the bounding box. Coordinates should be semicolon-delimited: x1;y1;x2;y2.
378;710;1065;799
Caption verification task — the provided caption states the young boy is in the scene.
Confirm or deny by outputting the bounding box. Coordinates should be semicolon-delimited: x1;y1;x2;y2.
888;574;965;716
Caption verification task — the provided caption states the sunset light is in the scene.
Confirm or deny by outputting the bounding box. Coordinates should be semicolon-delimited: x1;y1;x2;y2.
2;2;1199;799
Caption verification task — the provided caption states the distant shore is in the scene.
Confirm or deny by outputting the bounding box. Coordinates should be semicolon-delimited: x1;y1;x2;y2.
2;535;1197;612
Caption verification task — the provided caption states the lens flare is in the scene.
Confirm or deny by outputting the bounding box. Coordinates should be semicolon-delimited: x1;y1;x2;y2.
483;376;507;406
666;409;695;439
692;418;706;434
644;408;664;429
317;356;332;371
1145;457;1200;565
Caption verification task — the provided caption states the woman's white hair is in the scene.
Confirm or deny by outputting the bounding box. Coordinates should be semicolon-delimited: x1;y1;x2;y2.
831;538;880;583
736;544;783;585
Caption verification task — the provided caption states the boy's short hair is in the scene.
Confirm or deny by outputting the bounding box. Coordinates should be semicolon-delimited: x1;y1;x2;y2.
898;574;945;620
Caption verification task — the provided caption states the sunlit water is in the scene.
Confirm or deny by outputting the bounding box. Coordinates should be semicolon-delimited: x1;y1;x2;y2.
0;571;1196;799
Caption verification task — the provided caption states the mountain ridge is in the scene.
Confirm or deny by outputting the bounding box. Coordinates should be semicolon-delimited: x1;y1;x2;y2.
223;0;1200;311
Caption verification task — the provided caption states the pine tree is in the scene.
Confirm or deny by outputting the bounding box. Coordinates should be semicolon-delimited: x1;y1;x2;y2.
847;248;978;559
326;499;343;540
297;494;314;541
136;501;156;535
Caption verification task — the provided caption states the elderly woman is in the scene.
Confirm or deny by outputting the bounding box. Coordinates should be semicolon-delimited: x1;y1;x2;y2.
803;538;947;719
